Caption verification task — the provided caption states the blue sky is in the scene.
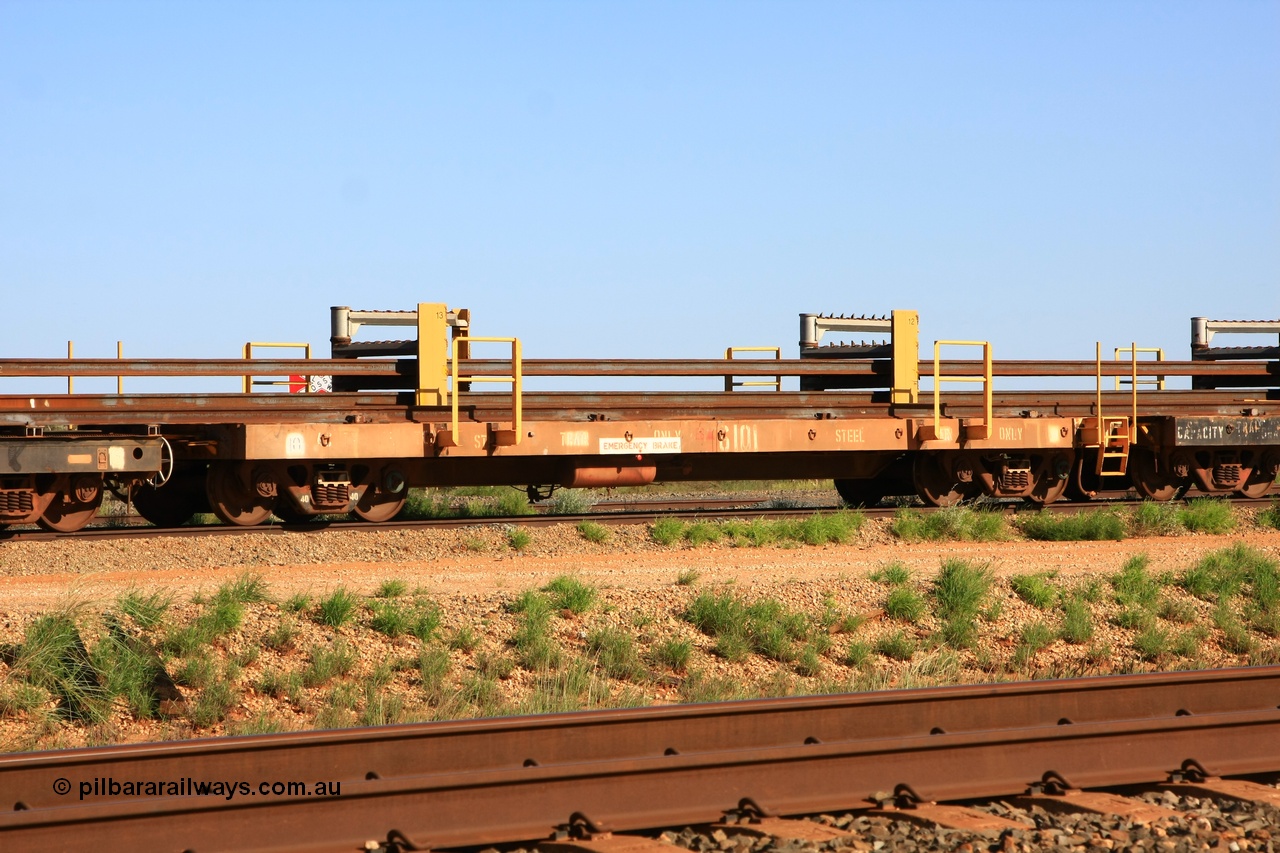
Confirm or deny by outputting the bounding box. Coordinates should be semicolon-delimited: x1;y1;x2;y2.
2;2;1276;394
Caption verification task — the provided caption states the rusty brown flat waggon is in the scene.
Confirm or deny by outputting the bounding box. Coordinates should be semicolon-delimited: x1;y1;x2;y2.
0;303;1276;532
2;667;1279;852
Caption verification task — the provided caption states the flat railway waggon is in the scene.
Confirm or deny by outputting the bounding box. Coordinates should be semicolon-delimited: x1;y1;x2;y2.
0;304;1277;531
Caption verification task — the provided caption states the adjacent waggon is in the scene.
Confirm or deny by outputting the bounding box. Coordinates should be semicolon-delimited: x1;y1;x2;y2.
1;304;1277;531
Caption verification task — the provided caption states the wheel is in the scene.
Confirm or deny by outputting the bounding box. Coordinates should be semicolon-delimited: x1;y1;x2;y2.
132;464;208;527
1235;476;1275;499
1128;449;1184;502
206;464;276;526
352;488;407;523
37;476;103;533
834;479;885;508
1026;474;1069;506
913;454;979;507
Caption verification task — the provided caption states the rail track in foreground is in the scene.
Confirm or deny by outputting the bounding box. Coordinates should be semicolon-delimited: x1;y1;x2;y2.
2;667;1280;852
1;495;1277;544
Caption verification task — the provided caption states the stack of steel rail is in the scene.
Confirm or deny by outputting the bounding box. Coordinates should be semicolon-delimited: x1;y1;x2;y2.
2;667;1279;852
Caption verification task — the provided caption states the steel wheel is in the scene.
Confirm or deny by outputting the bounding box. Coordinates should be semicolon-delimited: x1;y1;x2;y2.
37;476;103;533
353;489;407;523
1235;476;1275;499
912;454;978;507
206;463;275;526
1127;448;1183;502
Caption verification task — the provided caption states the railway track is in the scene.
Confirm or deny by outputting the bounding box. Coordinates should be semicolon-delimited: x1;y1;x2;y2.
2;667;1279;852
1;495;1276;544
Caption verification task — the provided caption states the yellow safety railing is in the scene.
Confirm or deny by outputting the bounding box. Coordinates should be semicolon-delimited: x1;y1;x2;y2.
64;341;127;394
724;346;782;391
1092;341;1138;476
1114;346;1165;391
450;336;522;445
932;340;992;440
243;342;312;392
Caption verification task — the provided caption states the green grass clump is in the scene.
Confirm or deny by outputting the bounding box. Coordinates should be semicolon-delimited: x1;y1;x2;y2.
844;640;873;668
932;559;994;648
368;598;439;640
448;625;480;652
883;587;925;623
1213;601;1254;654
1009;573;1058;609
507;529;532;551
1059;597;1094;644
13;614;105;723
543;575;597;614
315;587;359;628
675;569;701;586
891;506;1006;543
684;590;808;663
791;511;863;545
875;630;917;661
1018;510;1124;542
1130;501;1183;536
218;572;271;605
493;490;534;517
1012;620;1056;667
684;522;722;546
650;518;686;545
1111;554;1162;609
510;595;561;670
576;521;610;543
870;563;911;585
302;641;357;688
1259;501;1280;531
375;579;407;599
586;627;641;680
1133;625;1171;661
116;588;173;629
91;621;169;719
1178;498;1236;534
651;637;692;671
1181;543;1278;605
190;678;237;727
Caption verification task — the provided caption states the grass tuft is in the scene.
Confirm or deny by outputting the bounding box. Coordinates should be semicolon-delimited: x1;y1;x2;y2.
315;588;359;628
1009;572;1058;609
1018;510;1124;541
883;586;926;623
543;575;597;614
576;521;610;544
891;506;1006;542
932;559;994;648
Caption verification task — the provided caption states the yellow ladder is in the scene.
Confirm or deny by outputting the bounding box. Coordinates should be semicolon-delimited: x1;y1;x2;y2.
1097;417;1131;476
1092;341;1136;477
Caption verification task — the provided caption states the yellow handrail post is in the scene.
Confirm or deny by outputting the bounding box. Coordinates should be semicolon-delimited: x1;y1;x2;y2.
931;340;992;440
67;341;73;394
243;342;313;392
117;341;124;395
724;346;782;392
450;336;522;445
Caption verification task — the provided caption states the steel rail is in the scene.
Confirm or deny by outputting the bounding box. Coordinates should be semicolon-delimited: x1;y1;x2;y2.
2;667;1279;852
0;357;1274;379
2;387;1278;428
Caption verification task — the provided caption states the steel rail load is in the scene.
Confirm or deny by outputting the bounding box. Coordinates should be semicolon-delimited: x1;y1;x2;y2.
0;304;1276;531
